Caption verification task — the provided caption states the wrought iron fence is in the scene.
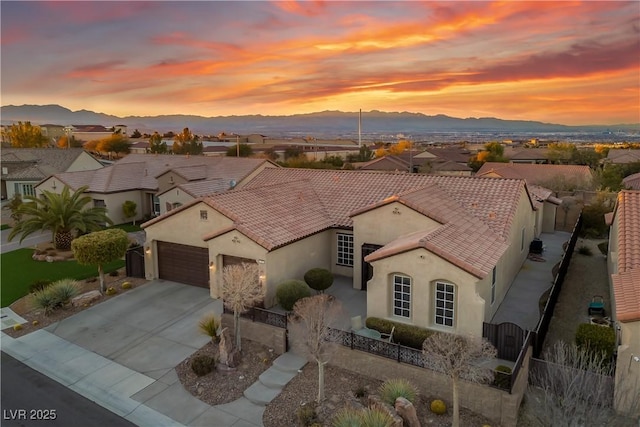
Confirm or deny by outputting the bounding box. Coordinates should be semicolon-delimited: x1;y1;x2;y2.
223;306;287;329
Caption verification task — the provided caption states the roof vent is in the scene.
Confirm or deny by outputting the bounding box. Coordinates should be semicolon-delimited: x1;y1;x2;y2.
488;211;496;219
229;179;237;189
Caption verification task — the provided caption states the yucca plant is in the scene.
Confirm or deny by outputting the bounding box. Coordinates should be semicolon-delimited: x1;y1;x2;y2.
31;288;58;315
361;408;394;427
198;313;221;342
378;378;419;406
49;279;81;306
332;407;363;427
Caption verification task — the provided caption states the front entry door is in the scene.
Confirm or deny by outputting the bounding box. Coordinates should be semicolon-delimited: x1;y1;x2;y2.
361;243;382;291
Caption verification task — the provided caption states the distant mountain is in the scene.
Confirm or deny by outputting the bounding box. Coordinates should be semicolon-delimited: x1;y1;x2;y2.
1;104;638;137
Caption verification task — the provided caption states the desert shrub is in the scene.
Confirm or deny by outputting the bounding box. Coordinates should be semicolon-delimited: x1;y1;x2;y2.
276;280;312;311
13;324;23;331
493;365;512;389
31;288;58;315
49;279;81;305
366;317;433;349
577;245;593;256
360;407;394;427
297;403;318;426
575;323;616;361
378;378;418;406
191;355;217;376
303;268;334;293
109;270;119;277
121;281;132;290
332;407;362;427
105;287;117;296
29;279;52;294
430;399;447;415
198;313;221;342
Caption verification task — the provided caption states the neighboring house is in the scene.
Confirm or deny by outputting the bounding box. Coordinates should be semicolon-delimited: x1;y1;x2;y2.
358;153;472;176
476;162;593;191
605;190;640;416
142;168;547;338
606;149;640;165
503;148;550;164
1;148;103;200
36;154;277;225
623;172;640;190
39;124;66;144
68;124;126;142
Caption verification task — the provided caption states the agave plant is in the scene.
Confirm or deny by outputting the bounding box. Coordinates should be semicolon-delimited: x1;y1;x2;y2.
8;185;112;250
49;279;81;306
378;378;419;406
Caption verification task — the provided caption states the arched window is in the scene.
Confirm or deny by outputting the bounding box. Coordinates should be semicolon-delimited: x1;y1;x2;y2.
392;274;411;318
434;281;455;327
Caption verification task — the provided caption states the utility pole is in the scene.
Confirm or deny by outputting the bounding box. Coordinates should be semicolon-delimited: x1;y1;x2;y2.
236;135;239;157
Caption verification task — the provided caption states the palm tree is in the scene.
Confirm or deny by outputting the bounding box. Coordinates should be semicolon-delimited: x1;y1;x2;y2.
8;185;112;250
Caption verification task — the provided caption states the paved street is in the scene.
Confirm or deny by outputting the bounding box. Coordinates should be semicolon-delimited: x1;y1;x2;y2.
1;351;136;427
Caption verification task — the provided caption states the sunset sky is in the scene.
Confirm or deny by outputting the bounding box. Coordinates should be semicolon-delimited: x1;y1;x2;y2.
1;1;639;125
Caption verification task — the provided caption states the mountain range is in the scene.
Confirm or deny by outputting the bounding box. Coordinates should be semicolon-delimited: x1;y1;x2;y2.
1;104;638;137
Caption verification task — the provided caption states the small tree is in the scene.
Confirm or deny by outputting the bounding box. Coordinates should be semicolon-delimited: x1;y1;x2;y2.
221;263;265;352
422;332;497;427
226;143;253;157
289;294;344;402
148;132;168;154
71;229;129;293
303;268;334;293
2;121;49;147
122;201;137;225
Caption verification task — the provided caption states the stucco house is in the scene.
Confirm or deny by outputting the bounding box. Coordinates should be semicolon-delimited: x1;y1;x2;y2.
606;149;640;165
605;190;640;416
36;154;278;225
622;172;640;190
142;168;549;338
476;162;593;190
1;148;103;200
359;152;472;176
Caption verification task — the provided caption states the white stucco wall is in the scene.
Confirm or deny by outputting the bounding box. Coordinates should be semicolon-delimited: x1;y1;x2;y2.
158;187;195;215
66;152;104;172
541;202;557;233
366;247;484;337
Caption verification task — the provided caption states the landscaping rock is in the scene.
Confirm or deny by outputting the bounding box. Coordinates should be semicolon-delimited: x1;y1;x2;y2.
71;290;101;307
368;394;403;427
395;397;421;427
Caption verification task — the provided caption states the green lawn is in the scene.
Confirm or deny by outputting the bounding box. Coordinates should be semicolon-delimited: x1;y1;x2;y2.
109;223;142;233
1;249;124;307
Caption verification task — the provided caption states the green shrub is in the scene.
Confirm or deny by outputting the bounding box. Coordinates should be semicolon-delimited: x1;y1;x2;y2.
191;355;217;376
332;407;362;427
105;287;117;296
360;408;394;427
576;323;616;360
577;245;593;256
31;288;58;315
303;268;334;293
297;403;318;426
49;279;80;305
276;280;312;311
199;313;221;342
29;279;52;294
366;317;433;349
430;399;447;415
378;378;418;406
493;365;512;389
121;281;132;290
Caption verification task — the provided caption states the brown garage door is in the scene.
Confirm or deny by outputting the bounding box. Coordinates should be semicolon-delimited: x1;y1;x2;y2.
157;241;209;288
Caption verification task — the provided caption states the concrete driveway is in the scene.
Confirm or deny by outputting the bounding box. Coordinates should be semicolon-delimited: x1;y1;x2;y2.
45;280;221;380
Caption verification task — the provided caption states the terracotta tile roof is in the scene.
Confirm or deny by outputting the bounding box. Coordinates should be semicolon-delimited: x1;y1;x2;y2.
476;162;593;187
614;190;640;273
49;154;272;194
359;156;409;171
201;180;333;250
504;148;549;161
361;184;510;277
623;172;640;190
1;148;99;181
610;190;640;323
607;149;640;164
612;268;640;322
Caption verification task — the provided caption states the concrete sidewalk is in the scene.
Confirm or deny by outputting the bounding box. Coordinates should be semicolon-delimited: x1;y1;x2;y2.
491;231;571;330
1;281;306;426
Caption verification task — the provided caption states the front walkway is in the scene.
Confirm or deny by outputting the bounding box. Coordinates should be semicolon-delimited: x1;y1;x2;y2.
491;231;571;330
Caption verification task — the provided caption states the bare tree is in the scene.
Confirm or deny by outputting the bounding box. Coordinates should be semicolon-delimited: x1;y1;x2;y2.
289;294;344;403
524;341;636;427
221;263;264;352
422;332;497;427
